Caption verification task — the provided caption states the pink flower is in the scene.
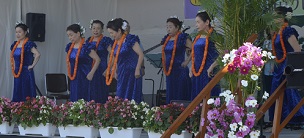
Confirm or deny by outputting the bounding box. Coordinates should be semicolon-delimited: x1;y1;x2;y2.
236;131;244;137
240;66;249;75
228;64;236;73
233;56;242;67
214;98;220;107
245;119;255;128
243;59;253;68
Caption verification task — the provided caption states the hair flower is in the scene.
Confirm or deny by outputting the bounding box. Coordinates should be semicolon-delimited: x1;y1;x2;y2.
76;22;86;36
122;21;128;30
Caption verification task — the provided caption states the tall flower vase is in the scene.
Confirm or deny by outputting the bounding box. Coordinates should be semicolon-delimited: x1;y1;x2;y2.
18;123;56;136
99;127;142;138
147;131;163;138
171;131;193;138
58;125;99;138
0;122;14;134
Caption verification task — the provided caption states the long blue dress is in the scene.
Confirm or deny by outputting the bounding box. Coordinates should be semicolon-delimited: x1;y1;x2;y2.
191;37;221;100
269;26;304;123
66;42;95;102
114;34;142;103
86;36;113;103
162;33;191;104
11;41;37;102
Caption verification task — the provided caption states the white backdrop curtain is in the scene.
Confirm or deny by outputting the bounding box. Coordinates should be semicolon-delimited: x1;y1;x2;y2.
0;0;192;99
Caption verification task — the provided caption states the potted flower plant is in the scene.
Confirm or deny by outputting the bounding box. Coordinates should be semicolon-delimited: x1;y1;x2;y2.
0;97;14;134
54;99;99;138
201;90;263;138
10;96;57;136
143;103;192;138
97;96;149;138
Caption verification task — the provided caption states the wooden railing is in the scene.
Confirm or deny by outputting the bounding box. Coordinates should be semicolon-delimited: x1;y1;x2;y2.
160;65;228;138
255;79;304;138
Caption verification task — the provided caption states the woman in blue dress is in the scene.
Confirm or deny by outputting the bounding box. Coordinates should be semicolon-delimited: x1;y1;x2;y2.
161;16;192;104
105;18;144;103
11;23;41;102
190;11;221;100
66;24;100;102
86;20;113;103
269;6;304;125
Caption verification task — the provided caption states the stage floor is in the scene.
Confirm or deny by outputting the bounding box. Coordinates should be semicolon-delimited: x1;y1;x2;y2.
0;128;303;138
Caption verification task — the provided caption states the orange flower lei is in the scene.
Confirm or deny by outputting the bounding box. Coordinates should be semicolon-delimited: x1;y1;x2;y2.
66;38;85;80
106;34;127;85
272;23;288;63
162;32;181;76
10;38;29;78
89;35;103;66
191;27;213;77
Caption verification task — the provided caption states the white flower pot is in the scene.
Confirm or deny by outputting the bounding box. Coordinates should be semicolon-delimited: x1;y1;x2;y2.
0;122;14;134
99;127;142;138
147;131;163;138
18;123;56;136
171;131;192;138
58;125;99;138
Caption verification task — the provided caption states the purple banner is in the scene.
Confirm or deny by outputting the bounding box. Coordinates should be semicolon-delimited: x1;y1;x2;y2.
184;0;201;19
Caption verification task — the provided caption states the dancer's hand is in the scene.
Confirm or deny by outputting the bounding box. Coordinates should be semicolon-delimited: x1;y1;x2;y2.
28;65;34;70
86;72;94;81
135;69;141;78
207;66;214;78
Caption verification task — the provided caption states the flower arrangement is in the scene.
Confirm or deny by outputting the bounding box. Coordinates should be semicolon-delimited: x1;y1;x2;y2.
0;97;12;125
221;42;274;98
10;96;56;128
96;96;149;133
143;103;188;135
202;90;263;138
53;99;98;127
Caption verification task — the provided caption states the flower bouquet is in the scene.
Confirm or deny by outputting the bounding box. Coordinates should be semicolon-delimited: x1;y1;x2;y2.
202;90;262;138
221;42;274;99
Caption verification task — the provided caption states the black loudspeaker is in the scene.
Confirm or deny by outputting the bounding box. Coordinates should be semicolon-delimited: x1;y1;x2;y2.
26;13;45;42
156;90;166;106
285;52;304;89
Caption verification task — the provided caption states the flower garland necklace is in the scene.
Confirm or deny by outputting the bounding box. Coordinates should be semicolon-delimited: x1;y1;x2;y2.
106;34;127;85
191;27;213;77
89;34;103;66
162;31;181;76
11;37;29;78
272;23;288;63
66;38;85;80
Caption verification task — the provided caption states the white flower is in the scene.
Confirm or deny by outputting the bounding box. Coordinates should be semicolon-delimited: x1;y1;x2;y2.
169;15;179;19
286;12;293;20
262;51;267;57
262;91;269;100
249;130;260;138
240;125;248;131
225;95;235;105
122;21;128;30
207;98;215;105
245;100;258;107
267;52;273;59
89;19;96;29
15;21;24;26
238;122;243;126
251;74;259;81
230;123;238;132
228;131;236;138
229;49;237;63
241;80;248;87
